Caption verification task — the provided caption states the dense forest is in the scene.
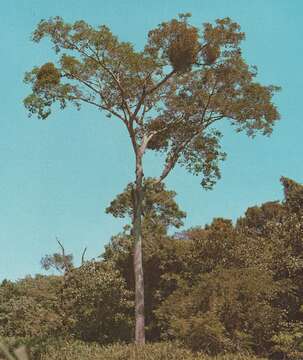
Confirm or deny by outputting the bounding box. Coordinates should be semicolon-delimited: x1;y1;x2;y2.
1;176;303;359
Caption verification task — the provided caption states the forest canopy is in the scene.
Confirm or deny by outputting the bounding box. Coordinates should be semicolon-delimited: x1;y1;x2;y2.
1;177;303;360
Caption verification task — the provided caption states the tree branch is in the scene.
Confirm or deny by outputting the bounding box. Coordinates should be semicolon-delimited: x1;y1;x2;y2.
65;94;128;126
132;69;176;125
86;44;134;119
62;39;133;120
56;237;70;272
147;69;176;96
62;70;128;124
156;80;220;184
156;132;199;184
81;247;87;265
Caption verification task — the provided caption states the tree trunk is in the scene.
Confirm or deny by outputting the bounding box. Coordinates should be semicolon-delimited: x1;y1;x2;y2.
133;155;145;344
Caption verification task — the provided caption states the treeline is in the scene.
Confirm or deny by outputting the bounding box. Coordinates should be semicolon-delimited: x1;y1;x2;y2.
1;177;303;359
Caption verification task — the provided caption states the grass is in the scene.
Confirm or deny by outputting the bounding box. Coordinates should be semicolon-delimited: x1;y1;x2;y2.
0;339;268;360
38;341;267;360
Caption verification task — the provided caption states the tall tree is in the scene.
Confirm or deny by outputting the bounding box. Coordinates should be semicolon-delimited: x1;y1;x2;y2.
24;14;280;343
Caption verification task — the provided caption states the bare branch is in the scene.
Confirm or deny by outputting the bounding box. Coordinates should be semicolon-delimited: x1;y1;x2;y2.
81;247;87;265
56;237;65;258
56;237;70;272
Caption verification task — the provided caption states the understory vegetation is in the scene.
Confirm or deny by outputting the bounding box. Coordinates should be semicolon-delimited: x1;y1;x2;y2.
1;177;303;359
0;340;267;360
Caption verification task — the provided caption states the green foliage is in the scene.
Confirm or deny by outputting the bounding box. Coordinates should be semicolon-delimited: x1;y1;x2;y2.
0;262;133;345
103;231;191;340
0;276;62;338
103;178;303;353
5;178;303;357
61;261;133;343
106;177;186;233
40;252;73;273
156;268;284;355
236;201;285;237
104;179;188;339
184;218;240;274
281;177;303;213
272;323;303;360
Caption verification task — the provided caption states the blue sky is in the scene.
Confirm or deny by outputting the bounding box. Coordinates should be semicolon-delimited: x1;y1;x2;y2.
0;0;302;280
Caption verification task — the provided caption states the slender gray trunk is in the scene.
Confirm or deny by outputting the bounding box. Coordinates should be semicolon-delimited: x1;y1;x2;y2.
133;155;145;344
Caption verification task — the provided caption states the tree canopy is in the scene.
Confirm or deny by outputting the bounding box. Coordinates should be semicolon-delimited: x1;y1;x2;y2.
24;14;280;188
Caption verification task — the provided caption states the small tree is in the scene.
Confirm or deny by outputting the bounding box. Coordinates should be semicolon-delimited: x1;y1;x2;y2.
24;14;280;343
106;177;186;234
